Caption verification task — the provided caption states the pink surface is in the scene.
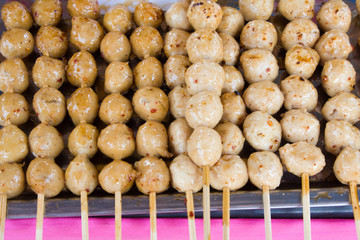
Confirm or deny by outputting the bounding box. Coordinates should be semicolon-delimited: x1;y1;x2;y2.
3;217;356;239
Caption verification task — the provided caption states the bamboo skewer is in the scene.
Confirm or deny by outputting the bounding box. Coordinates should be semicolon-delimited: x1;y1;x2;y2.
301;173;311;240
115;191;122;240
186;190;196;240
222;187;230;240
150;192;157;240
0;194;7;240
350;181;360;239
203;165;211;240
81;190;89;240
36;193;45;240
262;185;272;240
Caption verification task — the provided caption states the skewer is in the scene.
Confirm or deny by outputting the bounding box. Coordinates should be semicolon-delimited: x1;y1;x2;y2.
222;187;230;240
302;173;311;240
81;190;89;240
349;181;360;239
262;185;272;240
203;165;211;240
186;190;196;240
0;194;7;240
115;191;122;240
150;192;157;240
36;193;45;240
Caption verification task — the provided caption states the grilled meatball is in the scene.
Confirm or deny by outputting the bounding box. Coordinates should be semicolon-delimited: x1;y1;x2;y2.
278;0;315;21
285;46;319;79
68;123;98;159
217;6;244;37
0;58;28;93
32;56;65;89
35;25;68;58
134;2;163;28
317;0;351;32
238;0;274;21
134;57;163;88
164;55;191;90
99;93;132;125
164;28;190;58
0;28;34;59
67;51;97;88
215;122;245;155
165;0;192;31
168;118;193;156
103;4;132;34
222;66;244;94
187;0;223;31
168;85;191;119
334;147;360;185
0;163;25;199
130;26;163;60
0;92;29;126
240;20;277;52
220;33;240;66
67;0;99;19
31;0;62;26
100;31;131;63
221;92;247;125
0;125;28;164
104;61;133;94
1;1;33;30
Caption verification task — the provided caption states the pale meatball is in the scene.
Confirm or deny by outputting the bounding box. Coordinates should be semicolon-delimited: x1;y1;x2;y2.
314;29;352;64
0;28;34;59
100;31;131;63
222;66;245;94
36;25;68;58
134;2;163;28
132;87;169;122
278;0;315;21
0;92;29;126
0;58;28;93
1;1;33;30
65;155;98;195
0;125;28;164
130;26;163;59
99;159;137;194
281;109;320;145
240;20;277;52
210;155;248;191
29;123;64;158
221;92;247;125
103;4;132;34
186;29;223;63
279;141;325;177
187;0;223;31
164;55;191;89
238;0;274;21
33;87;66;126
185;60;225;96
280;75;318;112
219;33;240;66
67;0;99;19
67;87;99;125
215;123;245;155
243;111;282;152
247;151;283;190
164;28;190;58
187;126;222;167
243;81;284;115
217;6;244;37
70;16;104;53
99;93;132;125
317;0;351;32
334;147;360;185
165;0;192;31
185;91;223;129
32;56;65;89
240;49;278;83
281;19;320;51
168;85;191;118
322;92;360;125
168;118;193;156
325;120;360;155
170;154;202;193
67;51;97;88
31;0;62;26
68;123;98;158
104;61;133;94
26;157;64;197
285;46;320;79
321;59;356;97
134;57;163;88
97;123;135;160
136;121;172;158
135;157;170;194
0;163;25;199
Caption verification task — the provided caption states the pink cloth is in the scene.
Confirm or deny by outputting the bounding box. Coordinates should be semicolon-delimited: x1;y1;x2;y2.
4;217;356;239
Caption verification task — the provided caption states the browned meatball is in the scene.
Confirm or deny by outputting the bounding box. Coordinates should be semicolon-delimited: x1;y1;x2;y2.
163;28;190;58
0;58;28;93
35;25;68;58
1;1;33;30
31;0;62;26
32;56;65;89
99;93;133;125
134;57;163;88
68;123;98;159
67;0;100;19
134;2;163;28
67;51;97;88
130;26;163;59
100;31;131;63
0;28;34;59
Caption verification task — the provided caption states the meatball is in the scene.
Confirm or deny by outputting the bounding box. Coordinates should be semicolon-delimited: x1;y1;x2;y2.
240;20;277;52
240;49;279;84
243;111;282;152
243;81;284;115
35;25;68;58
132;87;169;122
280;75;318;112
97;123;135;160
170;154;202;193
334;147;360;185
164;28;190;58
247;151;283;190
134;2;163;28
99;159;137;194
186;28;223;63
210;155;248;191
67;87;99;125
187;0;223;31
222;66;244;94
279;141;325;176
281;19;320;51
0;58;28;93
67;0;99;19
65;155;98;195
217;6;244;37
164;55;191;89
0;125;28;164
104;61;133;94
33;87;66;126
285;46;320;79
221;92;247;125
185;91;223;129
185;60;225;96
1;1;33;30
187;126;222;167
168;118;193;156
67;51;97;88
238;0;274;21
130;26;163;59
99;93;132;125
219;33;240;66
0;28;34;59
317;0;351;32
103;4;132;34
168;85;191;118
31;0;62;26
165;0;192;31
0;163;25;199
0;92;29;126
32;56;65;89
26;157;64;197
134;57;163;88
321;59;356;97
100;31;131;63
278;0;315;21
68;123;98;158
215;123;245;155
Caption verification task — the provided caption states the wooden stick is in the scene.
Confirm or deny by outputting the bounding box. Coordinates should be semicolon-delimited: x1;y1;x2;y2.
36;193;45;240
115;191;122;240
81;191;89;240
301;173;311;240
349;181;360;239
186;190;196;240
203;165;211;240
150;192;157;240
262;185;272;240
223;187;230;240
0;194;7;240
